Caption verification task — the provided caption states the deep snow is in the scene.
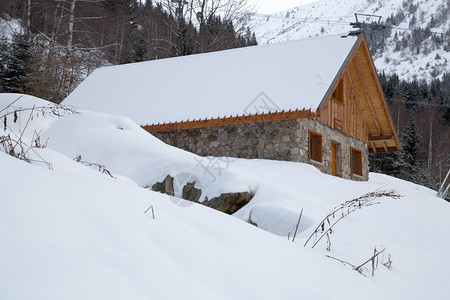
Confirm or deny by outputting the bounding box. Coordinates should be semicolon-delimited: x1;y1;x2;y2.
1;93;450;299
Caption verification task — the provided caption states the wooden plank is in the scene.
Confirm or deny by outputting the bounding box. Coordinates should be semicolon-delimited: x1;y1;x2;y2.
358;39;401;151
369;146;398;153
370;142;377;153
346;72;368;128
353;56;383;136
143;109;315;132
369;135;394;142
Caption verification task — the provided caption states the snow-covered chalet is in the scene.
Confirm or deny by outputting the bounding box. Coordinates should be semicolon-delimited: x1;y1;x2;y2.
64;32;400;181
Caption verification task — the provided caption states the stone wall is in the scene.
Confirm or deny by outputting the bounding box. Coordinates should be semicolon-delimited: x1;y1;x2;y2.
152;118;369;181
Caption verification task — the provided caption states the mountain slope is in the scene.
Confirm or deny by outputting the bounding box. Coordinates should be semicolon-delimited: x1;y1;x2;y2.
249;0;450;81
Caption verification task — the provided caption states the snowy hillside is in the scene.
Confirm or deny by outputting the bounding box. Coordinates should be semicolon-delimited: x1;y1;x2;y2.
1;93;450;299
249;0;450;81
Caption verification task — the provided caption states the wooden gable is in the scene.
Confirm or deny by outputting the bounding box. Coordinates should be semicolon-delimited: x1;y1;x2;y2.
315;34;400;153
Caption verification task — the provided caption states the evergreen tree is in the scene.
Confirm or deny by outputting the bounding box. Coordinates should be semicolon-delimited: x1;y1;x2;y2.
440;72;450;123
369;151;404;177
400;117;429;185
0;36;10;92
122;28;147;64
1;33;32;93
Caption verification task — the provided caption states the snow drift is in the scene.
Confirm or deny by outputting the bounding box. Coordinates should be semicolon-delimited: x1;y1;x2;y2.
1;93;449;299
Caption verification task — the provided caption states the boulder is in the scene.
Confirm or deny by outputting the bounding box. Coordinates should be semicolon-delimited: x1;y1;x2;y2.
182;181;202;202
151;175;174;196
151;175;253;215
204;192;252;215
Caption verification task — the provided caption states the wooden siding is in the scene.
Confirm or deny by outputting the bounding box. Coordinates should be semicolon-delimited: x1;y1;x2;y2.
315;38;399;153
316;73;368;143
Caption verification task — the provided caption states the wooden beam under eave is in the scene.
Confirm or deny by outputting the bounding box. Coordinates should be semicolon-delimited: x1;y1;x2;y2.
369;146;398;153
358;36;401;152
370;142;377;153
142;109;315;132
346;71;369;134
369;135;394;142
353;56;383;136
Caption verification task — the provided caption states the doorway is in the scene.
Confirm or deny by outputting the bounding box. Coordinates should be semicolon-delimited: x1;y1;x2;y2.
331;142;337;176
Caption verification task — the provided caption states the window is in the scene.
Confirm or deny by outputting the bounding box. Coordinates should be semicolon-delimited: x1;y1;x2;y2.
351;148;362;176
332;79;344;103
309;131;322;162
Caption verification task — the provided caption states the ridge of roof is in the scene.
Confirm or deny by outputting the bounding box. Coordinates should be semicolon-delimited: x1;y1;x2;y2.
63;32;359;126
93;32;355;73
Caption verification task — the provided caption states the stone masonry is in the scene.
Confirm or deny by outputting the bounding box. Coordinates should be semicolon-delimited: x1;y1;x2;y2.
152;118;369;181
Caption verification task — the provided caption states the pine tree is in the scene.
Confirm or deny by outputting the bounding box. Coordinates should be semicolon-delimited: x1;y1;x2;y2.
440;72;450;123
0;36;10;92
369;151;404;177
1;33;32;93
400;117;429;186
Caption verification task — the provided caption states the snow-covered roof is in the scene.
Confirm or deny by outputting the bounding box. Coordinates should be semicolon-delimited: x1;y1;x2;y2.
63;33;360;126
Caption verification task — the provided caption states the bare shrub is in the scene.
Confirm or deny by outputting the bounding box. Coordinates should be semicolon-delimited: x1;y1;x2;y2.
325;246;390;277
304;190;402;250
0;96;77;168
74;155;116;179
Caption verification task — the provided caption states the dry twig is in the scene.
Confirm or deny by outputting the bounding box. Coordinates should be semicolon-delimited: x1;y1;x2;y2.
304;190;402;249
144;205;155;219
292;208;303;243
73;155;116;178
325;247;388;277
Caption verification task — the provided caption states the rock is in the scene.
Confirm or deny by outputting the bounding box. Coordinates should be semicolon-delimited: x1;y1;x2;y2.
182;181;202;202
151;175;174;196
152;175;252;215
281;135;291;142
203;192;253;215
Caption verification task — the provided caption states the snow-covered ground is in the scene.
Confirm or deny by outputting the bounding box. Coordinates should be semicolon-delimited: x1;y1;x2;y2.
0;18;23;41
1;93;450;299
249;0;450;81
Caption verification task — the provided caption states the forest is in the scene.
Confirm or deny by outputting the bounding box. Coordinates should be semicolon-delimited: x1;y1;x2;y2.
0;0;257;102
371;72;449;192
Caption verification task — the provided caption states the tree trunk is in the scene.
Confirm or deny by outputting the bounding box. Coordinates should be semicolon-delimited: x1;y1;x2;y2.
26;0;31;32
427;115;433;179
63;0;76;98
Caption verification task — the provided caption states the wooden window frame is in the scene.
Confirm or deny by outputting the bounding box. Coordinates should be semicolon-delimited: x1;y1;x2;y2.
350;148;363;176
309;131;322;163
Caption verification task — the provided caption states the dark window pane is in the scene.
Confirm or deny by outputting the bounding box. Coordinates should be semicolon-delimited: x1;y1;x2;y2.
351;148;362;176
309;132;322;162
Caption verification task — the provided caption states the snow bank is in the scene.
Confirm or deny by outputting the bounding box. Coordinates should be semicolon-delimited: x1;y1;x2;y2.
1;93;450;299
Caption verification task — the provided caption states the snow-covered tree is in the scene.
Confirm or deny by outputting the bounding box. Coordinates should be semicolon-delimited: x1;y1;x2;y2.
0;33;32;93
369;151;404;177
400;117;429;186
